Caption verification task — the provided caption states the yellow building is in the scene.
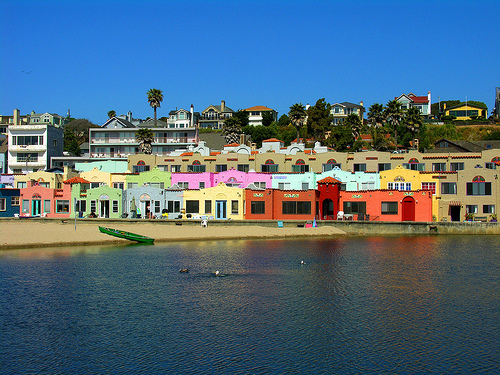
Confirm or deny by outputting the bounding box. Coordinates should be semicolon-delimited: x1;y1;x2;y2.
444;103;488;120
380;165;454;220
182;182;244;220
14;167;77;189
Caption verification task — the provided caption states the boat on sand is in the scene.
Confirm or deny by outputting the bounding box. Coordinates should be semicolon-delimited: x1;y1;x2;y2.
98;226;154;244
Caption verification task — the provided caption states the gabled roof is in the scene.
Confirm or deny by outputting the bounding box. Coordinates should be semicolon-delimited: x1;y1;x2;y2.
433;138;500;152
101;117;136;128
445;102;488;110
395;93;429;104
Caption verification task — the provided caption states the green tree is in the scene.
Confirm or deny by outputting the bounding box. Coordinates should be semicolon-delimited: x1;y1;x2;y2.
107;110;116;118
384;100;404;150
306;98;332;140
277;114;290;128
261;111;274;127
63;118;98;148
63;131;81;156
327;121;354;152
288;103;307;143
147;88;163;127
242;124;278;148
233;110;249;128
367;103;385;128
135;128;154;154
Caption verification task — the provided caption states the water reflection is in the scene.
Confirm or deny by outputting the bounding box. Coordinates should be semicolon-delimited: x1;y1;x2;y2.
1;236;499;374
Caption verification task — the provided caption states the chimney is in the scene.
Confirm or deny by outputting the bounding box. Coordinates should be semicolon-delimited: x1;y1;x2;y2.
221;100;225;112
360;101;364;107
306;103;310;110
67;109;71;118
127;111;132;122
13;109;20;125
190;104;194;127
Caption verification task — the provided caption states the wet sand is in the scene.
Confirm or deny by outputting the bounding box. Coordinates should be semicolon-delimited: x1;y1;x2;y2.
0;220;347;250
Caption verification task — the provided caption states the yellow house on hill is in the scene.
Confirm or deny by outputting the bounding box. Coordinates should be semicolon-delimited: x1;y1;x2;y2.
443;103;488;120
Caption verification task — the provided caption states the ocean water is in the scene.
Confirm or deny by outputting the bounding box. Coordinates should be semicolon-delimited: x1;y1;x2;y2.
0;236;499;374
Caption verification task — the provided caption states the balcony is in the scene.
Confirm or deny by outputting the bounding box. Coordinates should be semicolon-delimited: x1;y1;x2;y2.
10;144;46;152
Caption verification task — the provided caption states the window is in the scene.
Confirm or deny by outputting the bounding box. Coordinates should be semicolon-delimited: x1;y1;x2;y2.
466;182;491;196
199;182;205;189
216;164;227;172
483;205;495;214
90;200;96;214
91;182;101;189
388;182;412;190
149;182;164;189
171;165;181;172
261;163;279;173
178;182;189;189
381;202;398;215
113;182;124;190
485;162;497;170
39;182;50;188
343;201;366;214
292;160;309;173
450;162;464;171
22;200;29;213
441;182;457;194
11;196;20;206
302;183;309;190
187;164;206;172
323;159;341;171
127;183;138;189
353;163;366;172
251;201;265;214
282;201;311;215
237;164;249;172
231;200;238;214
16;153;38;163
403;163;425;171
154;201;160;214
112;200;119;213
13;169;23;174
44;200;51;213
360;182;375;190
185;200;199;213
421;182;436;195
53;140;58;147
0;198;5;211
56;200;70;213
167;200;180;213
340;183;346;191
205;200;212;214
278;182;291;190
254;182;266;189
76;200;86;213
378;163;391;172
466;205;478;214
432;163;446;172
133;165;150;173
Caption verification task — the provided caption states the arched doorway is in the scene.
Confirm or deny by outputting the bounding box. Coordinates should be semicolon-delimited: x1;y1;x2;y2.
322;199;334;220
402;196;415;221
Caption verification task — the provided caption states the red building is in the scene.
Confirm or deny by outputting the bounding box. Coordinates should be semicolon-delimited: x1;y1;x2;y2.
316;176;341;220
339;189;433;222
244;189;318;220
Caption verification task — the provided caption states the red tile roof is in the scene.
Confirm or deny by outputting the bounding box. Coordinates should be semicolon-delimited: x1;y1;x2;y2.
180;152;193;156
263;138;283;143
317;176;341;184
245;105;274;111
224;143;239;147
63;177;91;184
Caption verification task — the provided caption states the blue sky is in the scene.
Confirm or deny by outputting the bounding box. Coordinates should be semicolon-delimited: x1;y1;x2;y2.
1;0;499;125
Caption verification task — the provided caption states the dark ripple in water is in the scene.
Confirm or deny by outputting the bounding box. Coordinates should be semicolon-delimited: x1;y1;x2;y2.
0;236;499;374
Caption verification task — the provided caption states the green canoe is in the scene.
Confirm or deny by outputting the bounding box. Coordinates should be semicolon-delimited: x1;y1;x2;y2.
98;226;154;244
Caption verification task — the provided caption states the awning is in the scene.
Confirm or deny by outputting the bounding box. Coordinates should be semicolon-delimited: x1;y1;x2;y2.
449;201;461;206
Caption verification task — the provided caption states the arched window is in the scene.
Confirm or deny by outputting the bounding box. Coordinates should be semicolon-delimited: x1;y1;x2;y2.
137;160;145;166
265;159;274;164
408;158;419;164
472;176;485;182
295;159;305;165
327;159;337;164
192;160;201;165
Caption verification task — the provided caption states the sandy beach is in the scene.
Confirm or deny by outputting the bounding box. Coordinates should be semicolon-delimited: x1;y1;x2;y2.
0;220;347;250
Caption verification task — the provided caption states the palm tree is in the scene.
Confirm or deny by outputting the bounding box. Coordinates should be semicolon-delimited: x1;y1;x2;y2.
384;100;403;151
405;106;423;149
135;128;154;154
222;117;242;144
147;88;163;127
367;103;385;128
107;110;116;119
288;103;306;144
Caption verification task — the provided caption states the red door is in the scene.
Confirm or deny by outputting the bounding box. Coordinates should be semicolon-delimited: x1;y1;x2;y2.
402;197;415;221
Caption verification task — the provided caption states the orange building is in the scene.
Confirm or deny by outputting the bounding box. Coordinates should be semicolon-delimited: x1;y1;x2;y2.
244;189;318;220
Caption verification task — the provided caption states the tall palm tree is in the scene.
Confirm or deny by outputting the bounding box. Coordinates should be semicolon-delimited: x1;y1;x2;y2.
147;88;163;127
288;103;306;144
405;106;423;149
384;100;403;150
107;110;116;119
135;128;154;154
222;117;242;144
367;103;385;128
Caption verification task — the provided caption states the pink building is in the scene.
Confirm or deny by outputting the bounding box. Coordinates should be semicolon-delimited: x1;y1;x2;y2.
171;169;272;190
19;180;72;217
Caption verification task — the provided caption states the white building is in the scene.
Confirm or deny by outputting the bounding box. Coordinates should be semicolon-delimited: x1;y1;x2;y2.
7;109;64;173
244;105;278;126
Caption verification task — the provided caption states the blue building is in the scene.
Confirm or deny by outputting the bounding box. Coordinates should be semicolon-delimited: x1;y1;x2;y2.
0;188;20;217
